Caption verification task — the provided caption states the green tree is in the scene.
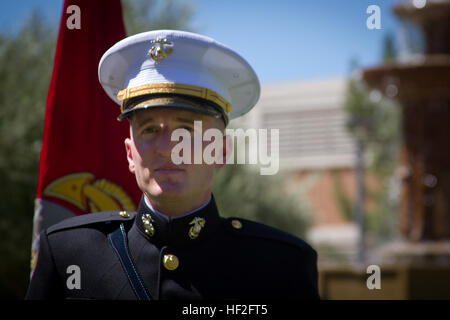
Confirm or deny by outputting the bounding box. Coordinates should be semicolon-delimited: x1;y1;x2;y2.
213;163;311;238
122;0;195;35
339;32;401;246
0;11;56;299
382;33;396;63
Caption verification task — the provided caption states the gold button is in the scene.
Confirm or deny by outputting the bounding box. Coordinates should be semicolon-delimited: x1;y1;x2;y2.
163;254;179;271
231;219;242;229
119;211;130;218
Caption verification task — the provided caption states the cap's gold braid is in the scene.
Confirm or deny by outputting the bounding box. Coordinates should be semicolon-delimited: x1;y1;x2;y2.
118;83;231;114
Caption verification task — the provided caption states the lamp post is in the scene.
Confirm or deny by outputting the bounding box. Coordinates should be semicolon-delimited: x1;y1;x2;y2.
346;116;372;265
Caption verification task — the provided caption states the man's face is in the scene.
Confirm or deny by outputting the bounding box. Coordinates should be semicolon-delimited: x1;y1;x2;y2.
125;108;227;206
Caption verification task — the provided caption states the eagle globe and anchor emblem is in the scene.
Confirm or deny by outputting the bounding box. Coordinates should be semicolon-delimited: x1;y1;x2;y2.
188;217;206;239
148;37;174;63
42;172;136;213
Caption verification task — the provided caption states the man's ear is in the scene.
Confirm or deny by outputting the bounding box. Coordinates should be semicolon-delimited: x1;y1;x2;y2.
124;138;135;173
216;134;232;169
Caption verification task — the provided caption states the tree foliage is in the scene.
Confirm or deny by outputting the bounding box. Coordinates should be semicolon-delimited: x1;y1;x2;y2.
121;0;195;35
0;11;56;299
339;33;401;245
213;163;311;238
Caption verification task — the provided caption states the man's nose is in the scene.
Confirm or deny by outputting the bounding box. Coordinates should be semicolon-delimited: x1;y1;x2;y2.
155;126;176;157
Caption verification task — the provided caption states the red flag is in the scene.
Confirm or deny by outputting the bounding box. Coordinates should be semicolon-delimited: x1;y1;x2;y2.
32;0;140;271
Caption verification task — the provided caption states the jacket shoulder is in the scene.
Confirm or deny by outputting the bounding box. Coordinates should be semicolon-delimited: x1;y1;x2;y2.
222;217;316;254
46;211;136;235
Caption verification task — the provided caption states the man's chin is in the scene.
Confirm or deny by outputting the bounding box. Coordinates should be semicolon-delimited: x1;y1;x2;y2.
146;184;187;199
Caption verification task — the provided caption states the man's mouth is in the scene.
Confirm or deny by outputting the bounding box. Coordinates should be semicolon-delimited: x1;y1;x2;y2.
154;165;185;173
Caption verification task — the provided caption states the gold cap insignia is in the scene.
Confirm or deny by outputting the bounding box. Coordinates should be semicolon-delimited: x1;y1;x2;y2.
148;37;173;63
188;217;206;239
142;213;155;236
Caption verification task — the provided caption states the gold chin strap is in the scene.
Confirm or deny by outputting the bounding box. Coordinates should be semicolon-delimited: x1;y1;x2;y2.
117;83;231;114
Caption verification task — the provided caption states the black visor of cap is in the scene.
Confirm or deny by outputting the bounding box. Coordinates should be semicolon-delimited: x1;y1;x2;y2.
118;94;228;125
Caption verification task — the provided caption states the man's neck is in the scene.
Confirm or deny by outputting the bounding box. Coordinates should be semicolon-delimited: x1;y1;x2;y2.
144;192;212;218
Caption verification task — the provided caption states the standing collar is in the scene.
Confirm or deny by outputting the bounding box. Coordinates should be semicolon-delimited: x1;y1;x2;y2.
135;194;221;247
143;195;212;222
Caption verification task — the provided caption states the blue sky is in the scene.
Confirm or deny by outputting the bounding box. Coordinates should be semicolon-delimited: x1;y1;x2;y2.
0;0;402;84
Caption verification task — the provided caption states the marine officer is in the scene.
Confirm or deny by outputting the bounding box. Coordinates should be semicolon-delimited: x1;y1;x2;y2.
26;30;319;300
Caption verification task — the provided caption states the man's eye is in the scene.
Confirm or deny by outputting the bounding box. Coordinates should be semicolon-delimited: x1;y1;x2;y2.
142;127;158;134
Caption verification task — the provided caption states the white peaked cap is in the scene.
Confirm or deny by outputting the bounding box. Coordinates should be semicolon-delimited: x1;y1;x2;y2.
98;30;260;124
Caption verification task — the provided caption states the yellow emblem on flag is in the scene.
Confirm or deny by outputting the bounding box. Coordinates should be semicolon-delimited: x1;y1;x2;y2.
43;172;136;212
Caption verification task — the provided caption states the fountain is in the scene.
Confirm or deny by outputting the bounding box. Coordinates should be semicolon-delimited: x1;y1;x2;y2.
363;0;450;259
319;0;450;299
